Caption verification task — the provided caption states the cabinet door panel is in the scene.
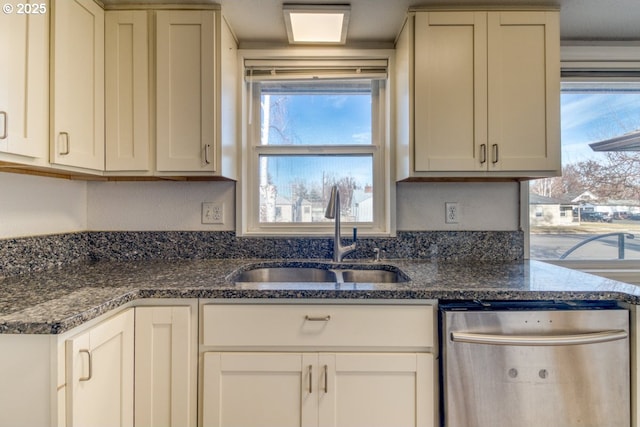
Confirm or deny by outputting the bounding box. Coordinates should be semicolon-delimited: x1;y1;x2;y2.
203;352;316;427
135;306;195;427
66;309;134;427
414;12;487;172
319;353;434;427
487;11;560;172
156;10;215;173
51;0;104;170
0;0;48;159
105;10;150;172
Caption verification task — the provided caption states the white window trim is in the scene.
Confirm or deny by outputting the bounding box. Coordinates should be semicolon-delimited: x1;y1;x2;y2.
237;48;396;237
526;43;640;277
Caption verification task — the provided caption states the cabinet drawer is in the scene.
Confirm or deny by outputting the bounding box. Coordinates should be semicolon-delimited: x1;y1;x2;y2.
202;304;434;349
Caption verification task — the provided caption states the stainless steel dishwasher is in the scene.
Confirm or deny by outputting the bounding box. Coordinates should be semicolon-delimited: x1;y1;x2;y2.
440;300;630;427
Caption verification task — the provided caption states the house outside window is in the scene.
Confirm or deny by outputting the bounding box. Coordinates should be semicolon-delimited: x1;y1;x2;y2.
239;54;391;236
529;73;640;265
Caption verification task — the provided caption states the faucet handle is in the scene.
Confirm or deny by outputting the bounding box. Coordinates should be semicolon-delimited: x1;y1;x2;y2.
373;248;380;262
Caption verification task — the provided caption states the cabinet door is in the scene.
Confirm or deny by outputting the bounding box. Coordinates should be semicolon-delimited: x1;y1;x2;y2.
66;309;134;427
51;0;104;171
487;11;560;172
135;306;196;427
318;353;434;427
105;10;150;172
202;352;317;427
155;10;216;173
413;11;487;172
0;0;48;159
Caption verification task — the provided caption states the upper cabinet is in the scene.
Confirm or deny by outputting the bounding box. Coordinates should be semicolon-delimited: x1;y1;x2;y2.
155;10;216;174
396;9;561;180
105;10;150;173
50;0;105;172
105;7;238;179
0;0;49;163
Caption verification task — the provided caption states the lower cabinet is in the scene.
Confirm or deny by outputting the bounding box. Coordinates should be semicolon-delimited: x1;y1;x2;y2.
202;352;433;427
65;303;196;427
135;305;197;427
0;300;435;427
65;308;134;427
200;302;437;427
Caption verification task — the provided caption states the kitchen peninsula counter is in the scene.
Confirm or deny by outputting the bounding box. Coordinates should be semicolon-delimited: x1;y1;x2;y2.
1;259;638;334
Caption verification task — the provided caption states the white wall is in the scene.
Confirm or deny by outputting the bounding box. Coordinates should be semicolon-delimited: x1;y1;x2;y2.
86;180;519;232
396;182;520;231
87;181;236;231
0;173;87;238
0;175;519;238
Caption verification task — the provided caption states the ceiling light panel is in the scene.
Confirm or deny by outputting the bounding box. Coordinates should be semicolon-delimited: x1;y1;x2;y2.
284;4;350;44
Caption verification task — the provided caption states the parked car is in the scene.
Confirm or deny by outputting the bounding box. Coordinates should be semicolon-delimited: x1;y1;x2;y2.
581;212;613;223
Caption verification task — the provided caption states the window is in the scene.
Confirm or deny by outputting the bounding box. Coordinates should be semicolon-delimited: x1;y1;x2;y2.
241;57;390;236
529;79;640;261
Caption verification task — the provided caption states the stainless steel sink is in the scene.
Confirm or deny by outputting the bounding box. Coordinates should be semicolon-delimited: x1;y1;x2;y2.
338;269;403;283
232;263;409;284
234;267;337;283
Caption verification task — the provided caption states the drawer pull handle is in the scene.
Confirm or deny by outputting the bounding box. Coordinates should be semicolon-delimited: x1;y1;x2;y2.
79;349;92;381
305;315;331;322
308;365;313;393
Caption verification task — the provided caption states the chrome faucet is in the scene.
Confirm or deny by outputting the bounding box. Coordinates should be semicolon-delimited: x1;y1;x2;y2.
325;185;357;262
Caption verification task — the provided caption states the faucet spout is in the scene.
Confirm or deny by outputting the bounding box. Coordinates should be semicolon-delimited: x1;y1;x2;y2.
325;185;357;262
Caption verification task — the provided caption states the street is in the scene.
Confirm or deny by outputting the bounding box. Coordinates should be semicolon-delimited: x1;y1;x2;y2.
531;220;640;259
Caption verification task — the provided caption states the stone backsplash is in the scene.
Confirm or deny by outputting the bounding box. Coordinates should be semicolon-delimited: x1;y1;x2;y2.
0;230;524;278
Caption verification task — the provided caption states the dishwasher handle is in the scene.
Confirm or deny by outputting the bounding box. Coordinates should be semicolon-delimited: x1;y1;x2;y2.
451;329;628;346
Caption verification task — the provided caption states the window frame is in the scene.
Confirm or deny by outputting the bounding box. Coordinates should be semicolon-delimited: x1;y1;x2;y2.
237;49;395;237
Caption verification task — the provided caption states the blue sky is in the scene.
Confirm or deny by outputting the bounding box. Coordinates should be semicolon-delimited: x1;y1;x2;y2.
263;93;371;145
561;91;640;165
261;92;374;198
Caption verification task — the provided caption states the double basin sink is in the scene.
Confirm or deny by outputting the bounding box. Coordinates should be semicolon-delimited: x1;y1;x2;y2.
231;262;409;284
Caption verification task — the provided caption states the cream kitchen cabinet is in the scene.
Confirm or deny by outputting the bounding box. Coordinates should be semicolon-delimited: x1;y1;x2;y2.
135;305;198;427
200;302;437;427
105;10;150;173
65;308;134;427
0;302;195;427
104;8;238;178
50;0;105;172
155;10;216;174
0;0;49;163
396;9;560;179
203;352;433;427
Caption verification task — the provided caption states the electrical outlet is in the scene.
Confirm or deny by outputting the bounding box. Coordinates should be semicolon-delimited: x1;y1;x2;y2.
202;202;224;224
445;202;459;224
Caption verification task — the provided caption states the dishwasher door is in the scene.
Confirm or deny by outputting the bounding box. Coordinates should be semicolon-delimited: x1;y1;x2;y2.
441;302;630;427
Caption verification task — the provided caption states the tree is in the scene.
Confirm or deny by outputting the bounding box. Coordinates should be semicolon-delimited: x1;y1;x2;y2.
531;153;640;202
322;174;359;218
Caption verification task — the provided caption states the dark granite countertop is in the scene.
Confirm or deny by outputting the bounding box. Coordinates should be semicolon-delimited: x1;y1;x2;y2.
1;258;638;334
